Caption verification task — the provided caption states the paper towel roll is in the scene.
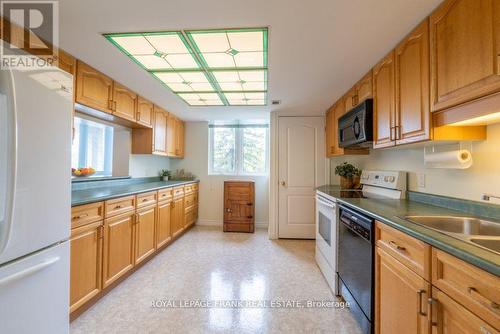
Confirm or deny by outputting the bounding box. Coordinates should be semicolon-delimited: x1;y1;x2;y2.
424;149;473;169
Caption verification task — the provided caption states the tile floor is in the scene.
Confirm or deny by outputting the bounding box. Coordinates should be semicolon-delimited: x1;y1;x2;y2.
71;226;361;334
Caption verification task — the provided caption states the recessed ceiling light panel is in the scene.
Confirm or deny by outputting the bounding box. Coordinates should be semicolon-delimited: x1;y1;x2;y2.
104;28;268;107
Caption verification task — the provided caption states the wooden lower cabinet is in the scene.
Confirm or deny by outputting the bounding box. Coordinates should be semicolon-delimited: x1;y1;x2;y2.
375;247;431;334
156;200;172;248
69;221;103;313
102;211;135;288
431;288;498;334
223;181;255;233
134;205;156;264
171;196;185;237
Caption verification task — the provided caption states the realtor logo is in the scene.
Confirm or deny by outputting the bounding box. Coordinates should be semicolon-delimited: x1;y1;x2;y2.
0;1;59;69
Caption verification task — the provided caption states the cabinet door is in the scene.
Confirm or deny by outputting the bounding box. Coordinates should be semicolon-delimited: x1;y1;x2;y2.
224;182;254;223
70;221;103;313
57;49;76;75
102;212;135;288
376;247;431;334
430;0;500;111
137;96;153;127
153;107;167;155
134;206;156;265
395;19;431;145
171;197;184;237
431;288;499;334
344;87;357;112
373;52;396;148
325;107;334;157
356;71;373;105
332;102;346;156
156;201;171;248
75;61;113;113
112;82;137;122
176;119;185;158
166;114;177;156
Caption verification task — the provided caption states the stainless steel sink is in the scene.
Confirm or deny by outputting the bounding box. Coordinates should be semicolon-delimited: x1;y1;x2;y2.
402;215;500;254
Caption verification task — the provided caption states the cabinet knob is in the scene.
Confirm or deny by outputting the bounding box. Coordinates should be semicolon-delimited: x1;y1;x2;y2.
247;215;253;219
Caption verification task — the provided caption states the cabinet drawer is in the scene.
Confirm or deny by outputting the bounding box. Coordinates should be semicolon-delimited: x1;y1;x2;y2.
71;202;104;229
173;186;184;199
192;183;198;191
184;193;195;209
432;249;500;328
136;191;157;208
375;221;431;280
105;196;135;218
184;184;195;195
158;188;173;202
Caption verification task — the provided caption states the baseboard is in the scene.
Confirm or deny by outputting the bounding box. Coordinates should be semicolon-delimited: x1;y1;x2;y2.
196;219;268;229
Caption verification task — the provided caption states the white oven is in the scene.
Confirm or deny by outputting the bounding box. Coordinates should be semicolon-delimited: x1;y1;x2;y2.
315;192;338;294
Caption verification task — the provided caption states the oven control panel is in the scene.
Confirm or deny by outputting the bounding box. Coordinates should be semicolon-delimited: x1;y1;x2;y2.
360;170;406;191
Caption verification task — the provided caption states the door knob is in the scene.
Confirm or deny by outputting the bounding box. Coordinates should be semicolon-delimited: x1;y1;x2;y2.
280;181;286;187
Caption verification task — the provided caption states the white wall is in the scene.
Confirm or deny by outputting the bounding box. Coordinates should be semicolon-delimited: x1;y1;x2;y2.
329;123;500;203
169;122;269;226
129;154;170;177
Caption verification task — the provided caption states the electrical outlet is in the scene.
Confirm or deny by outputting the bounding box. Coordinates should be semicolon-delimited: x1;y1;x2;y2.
417;173;426;188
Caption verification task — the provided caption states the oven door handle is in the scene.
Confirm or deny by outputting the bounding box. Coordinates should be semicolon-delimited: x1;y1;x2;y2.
316;196;336;208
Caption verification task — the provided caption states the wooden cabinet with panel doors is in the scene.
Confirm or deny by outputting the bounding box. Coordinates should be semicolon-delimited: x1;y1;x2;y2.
176;119;185;158
166;114;185;158
156;188;173;249
112;81;137;122
136;96;154;128
223;181;255;233
134;203;157;265
344;71;373;112
375;221;500;334
171;186;185;238
75;61;114;114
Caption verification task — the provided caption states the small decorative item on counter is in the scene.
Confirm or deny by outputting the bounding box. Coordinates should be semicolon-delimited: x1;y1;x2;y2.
334;162;362;189
170;169;196;181
72;167;96;177
159;169;171;181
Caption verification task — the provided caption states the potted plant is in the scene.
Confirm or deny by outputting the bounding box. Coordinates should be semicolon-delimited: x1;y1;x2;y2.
334;162;362;189
159;169;171;181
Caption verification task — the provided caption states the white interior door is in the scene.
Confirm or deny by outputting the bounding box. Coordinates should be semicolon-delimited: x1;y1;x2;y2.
278;116;326;239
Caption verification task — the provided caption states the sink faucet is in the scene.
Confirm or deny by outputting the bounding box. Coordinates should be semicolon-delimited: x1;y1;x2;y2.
482;193;500;201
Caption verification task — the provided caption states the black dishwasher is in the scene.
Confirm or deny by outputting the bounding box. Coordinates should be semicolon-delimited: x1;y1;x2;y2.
338;205;374;334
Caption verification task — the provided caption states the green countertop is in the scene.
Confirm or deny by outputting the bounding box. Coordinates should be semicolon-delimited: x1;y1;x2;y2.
316;185;500;277
72;180;199;207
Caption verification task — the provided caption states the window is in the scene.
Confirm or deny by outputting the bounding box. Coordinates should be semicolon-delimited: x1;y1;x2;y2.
209;122;268;175
71;117;114;176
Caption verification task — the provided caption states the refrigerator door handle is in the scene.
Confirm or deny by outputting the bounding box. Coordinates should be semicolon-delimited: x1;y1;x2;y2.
0;256;60;287
0;67;17;256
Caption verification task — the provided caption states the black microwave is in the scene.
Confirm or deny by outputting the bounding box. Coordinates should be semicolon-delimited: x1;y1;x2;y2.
338;99;373;148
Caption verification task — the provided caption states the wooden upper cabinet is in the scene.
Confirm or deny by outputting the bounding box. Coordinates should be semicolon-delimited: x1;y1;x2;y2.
430;0;500;112
75;61;113;114
344;87;358;112
153;106;167;155
57;49;76;75
325;107;334;157
175;119;185;158
395;19;431;145
70;221;103;313
112;82;137;122
376;247;431;334
355;71;373;105
373;52;396;149
136;96;154;128
166;114;177;157
332;101;346;156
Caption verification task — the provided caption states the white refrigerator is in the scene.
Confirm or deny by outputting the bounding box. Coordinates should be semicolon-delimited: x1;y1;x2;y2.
0;49;73;333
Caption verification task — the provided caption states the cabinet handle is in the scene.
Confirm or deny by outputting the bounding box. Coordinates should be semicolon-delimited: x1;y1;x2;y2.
428;297;438;327
72;213;88;220
417;289;427;316
389;126;395;141
247;203;253;206
135;213;140;224
142;198;148;202
137;111;141;120
395;125;401;140
247;215;253;219
113;101;117;111
388;240;406;251
468;287;499;310
226;208;232;213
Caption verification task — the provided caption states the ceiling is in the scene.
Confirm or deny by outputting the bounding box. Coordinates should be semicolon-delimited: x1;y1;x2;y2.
60;0;442;121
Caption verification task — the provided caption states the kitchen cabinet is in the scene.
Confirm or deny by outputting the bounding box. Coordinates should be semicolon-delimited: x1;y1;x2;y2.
102;210;135;288
156;198;172;249
57;49;76;75
75;61;114;114
395;19;431;145
171;196;185;238
69;221;103;313
343;71;373;112
136;96;154;128
112;81;137;122
430;0;500;113
373;51;396;149
325;106;334;157
134;204;156;265
223;181;255;233
176;119;185;158
430;288;498;334
375;247;431;334
166;114;177;156
344;87;358;113
153;106;168;155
